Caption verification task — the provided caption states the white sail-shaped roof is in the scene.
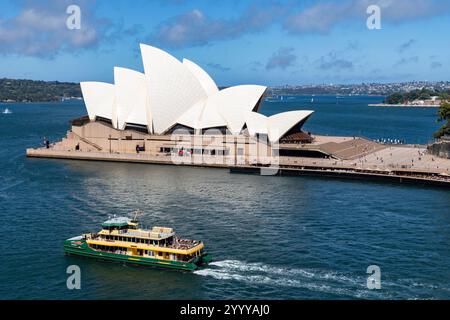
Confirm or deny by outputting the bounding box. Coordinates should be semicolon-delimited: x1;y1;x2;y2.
80;82;117;127
176;85;265;133
176;98;227;130
199;101;227;129
245;111;268;136
183;59;219;96
80;44;315;144
210;85;267;134
140;44;208;134
244;110;314;142
268;110;314;142
114;67;151;131
176;100;205;129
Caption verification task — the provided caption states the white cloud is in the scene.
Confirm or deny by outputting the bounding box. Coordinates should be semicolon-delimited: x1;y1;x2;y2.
0;0;132;58
149;2;286;48
266;47;297;70
284;0;448;34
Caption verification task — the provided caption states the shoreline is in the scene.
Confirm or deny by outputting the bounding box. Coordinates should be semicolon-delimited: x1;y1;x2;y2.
369;103;440;108
26;148;450;189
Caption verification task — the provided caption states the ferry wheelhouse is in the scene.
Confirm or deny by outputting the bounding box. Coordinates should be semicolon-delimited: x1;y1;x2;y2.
64;215;212;271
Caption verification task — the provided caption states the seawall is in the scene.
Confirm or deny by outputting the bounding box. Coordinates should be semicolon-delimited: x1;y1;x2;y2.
26;148;450;188
230;166;450;188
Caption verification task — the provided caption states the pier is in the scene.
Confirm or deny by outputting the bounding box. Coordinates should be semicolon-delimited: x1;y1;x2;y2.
27;138;450;188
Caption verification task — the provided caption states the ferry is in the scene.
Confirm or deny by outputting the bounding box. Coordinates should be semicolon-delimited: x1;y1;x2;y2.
64;212;212;271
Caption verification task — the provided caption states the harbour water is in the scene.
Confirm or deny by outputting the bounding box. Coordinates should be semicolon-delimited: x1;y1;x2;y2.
1;96;450;299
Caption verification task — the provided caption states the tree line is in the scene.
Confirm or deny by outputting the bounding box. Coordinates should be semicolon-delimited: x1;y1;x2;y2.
0;78;81;102
384;88;450;105
435;101;450;139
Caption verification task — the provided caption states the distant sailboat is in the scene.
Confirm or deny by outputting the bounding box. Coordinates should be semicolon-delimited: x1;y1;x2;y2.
2;108;12;114
311;98;314;103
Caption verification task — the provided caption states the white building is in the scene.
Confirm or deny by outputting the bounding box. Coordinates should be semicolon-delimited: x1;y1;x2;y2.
80;44;314;144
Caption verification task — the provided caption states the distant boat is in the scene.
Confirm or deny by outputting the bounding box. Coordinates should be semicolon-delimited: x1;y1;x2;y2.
2;108;12;114
311;98;314;103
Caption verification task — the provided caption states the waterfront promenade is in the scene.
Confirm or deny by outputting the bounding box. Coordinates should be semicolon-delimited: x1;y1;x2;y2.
278;145;450;174
27;143;450;187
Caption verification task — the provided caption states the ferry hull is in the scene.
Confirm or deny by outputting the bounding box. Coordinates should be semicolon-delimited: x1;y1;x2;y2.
64;239;212;271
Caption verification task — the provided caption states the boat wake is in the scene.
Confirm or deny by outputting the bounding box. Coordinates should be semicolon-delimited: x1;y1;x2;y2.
194;260;389;298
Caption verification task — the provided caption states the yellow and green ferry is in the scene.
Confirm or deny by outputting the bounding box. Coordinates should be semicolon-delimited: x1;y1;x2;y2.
64;214;212;271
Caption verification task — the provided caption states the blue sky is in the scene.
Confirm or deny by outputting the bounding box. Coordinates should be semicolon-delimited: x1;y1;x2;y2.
0;0;449;85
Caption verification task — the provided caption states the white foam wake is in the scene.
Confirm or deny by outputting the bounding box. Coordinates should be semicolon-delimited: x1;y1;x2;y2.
194;260;387;298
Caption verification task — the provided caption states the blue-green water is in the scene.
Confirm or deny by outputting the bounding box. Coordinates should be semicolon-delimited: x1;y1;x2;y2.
1;96;449;300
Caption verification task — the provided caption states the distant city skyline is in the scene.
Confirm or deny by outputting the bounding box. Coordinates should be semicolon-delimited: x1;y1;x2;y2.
0;0;449;85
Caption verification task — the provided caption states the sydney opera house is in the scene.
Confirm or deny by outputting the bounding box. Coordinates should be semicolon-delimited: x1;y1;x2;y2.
46;44;318;164
26;44;450;186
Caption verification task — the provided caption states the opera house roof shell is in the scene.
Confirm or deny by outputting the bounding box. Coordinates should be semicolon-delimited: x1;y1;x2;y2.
80;44;313;143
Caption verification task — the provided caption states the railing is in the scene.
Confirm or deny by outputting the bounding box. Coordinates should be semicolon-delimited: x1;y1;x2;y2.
71;131;103;151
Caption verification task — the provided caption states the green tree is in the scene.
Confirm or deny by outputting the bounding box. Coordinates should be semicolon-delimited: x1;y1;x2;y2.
385;92;403;104
439;92;449;100
434;101;450;138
